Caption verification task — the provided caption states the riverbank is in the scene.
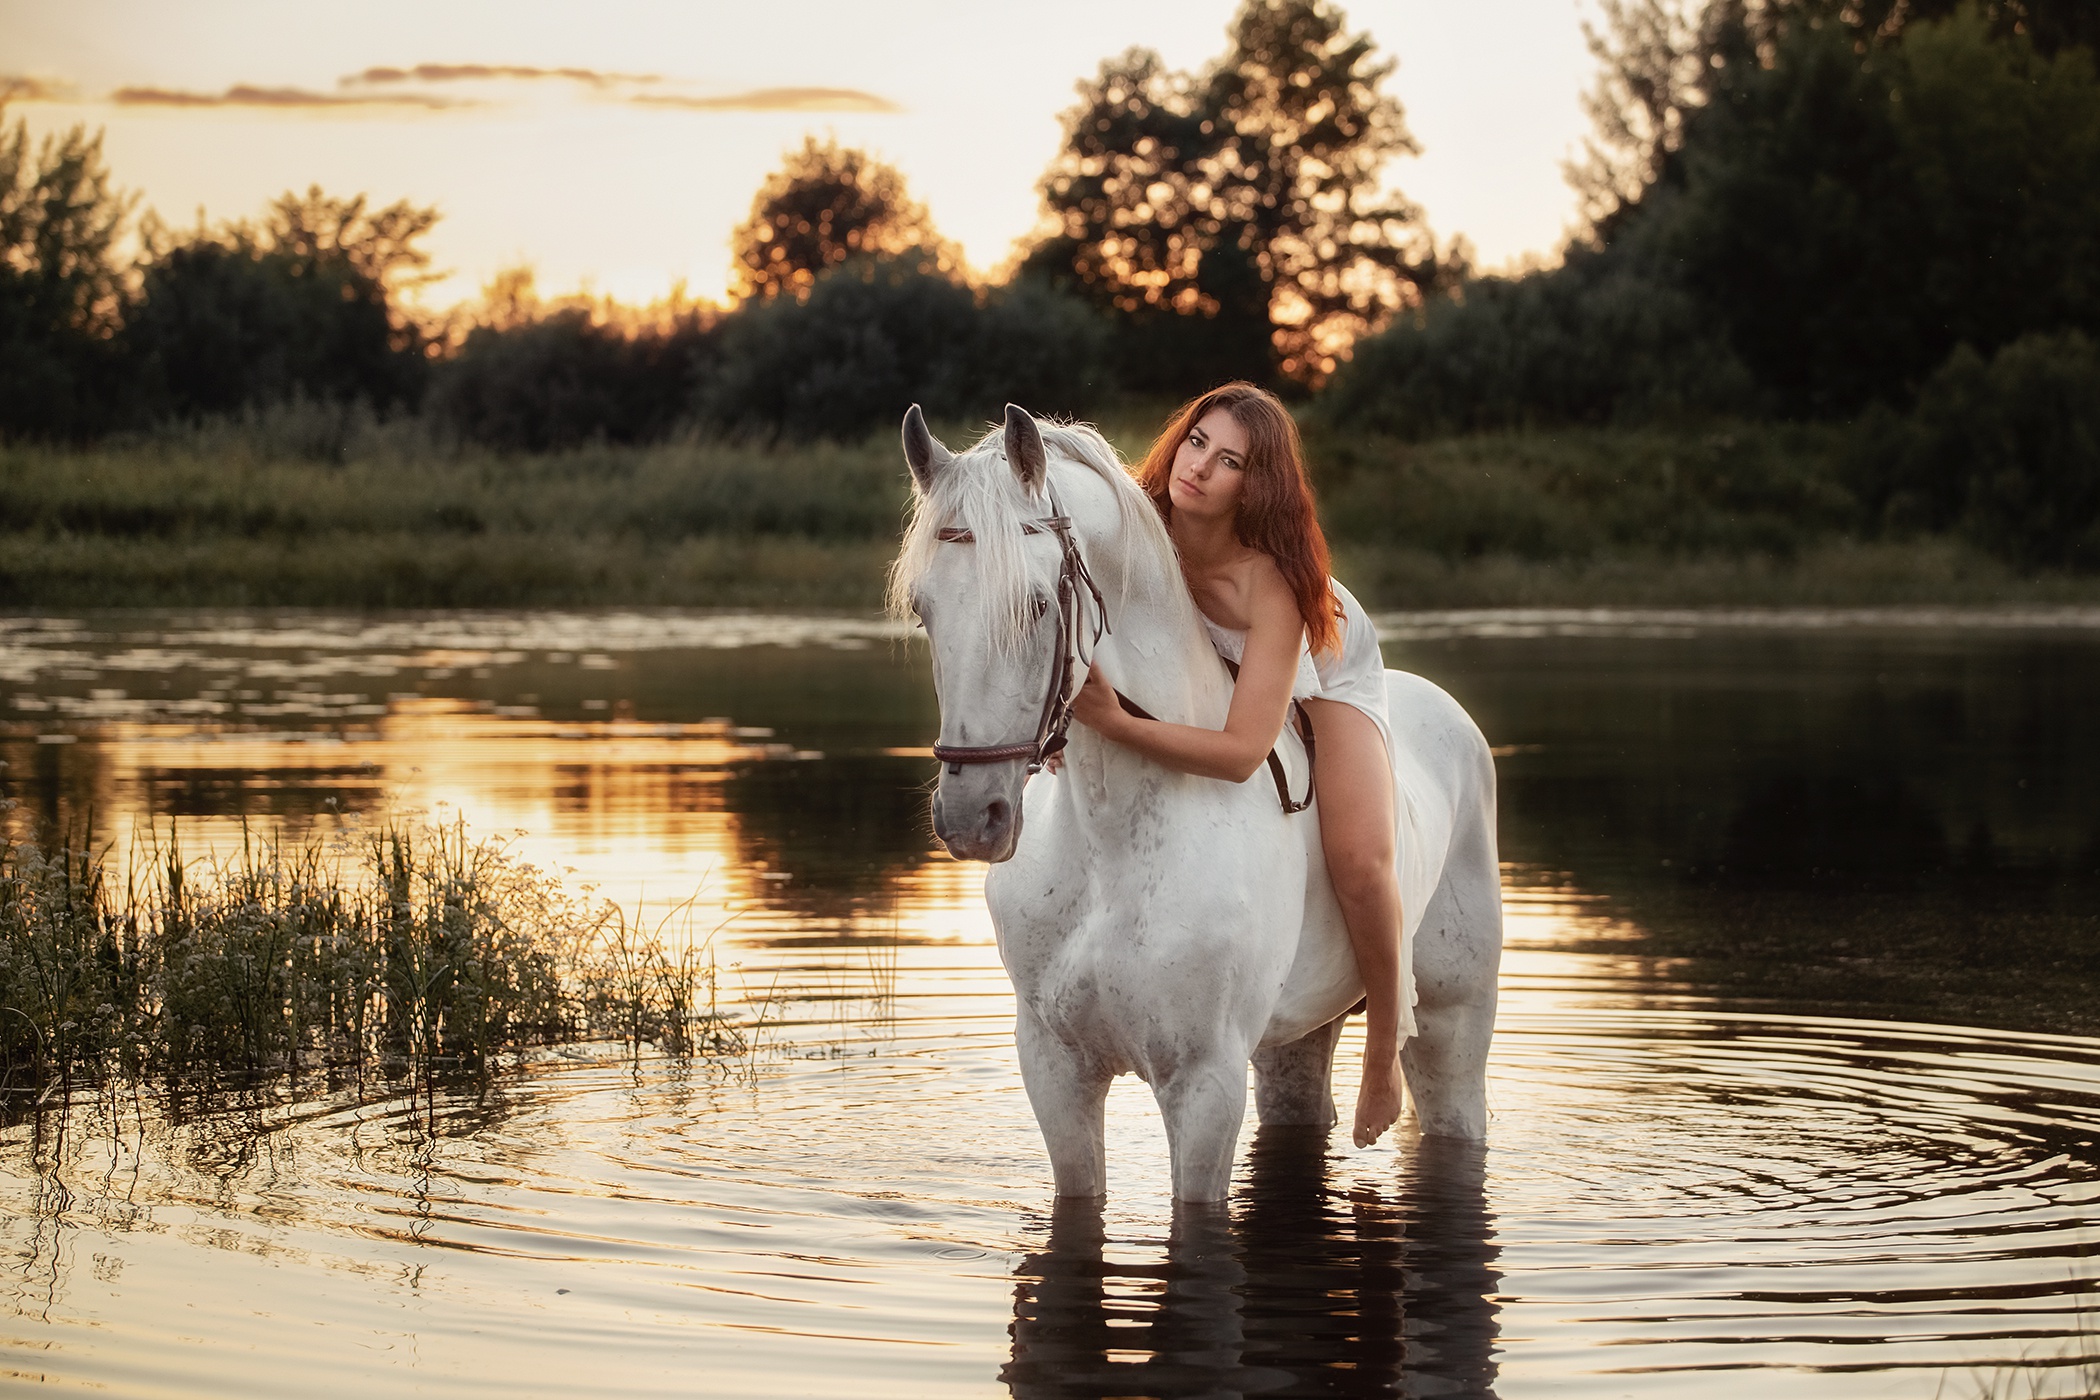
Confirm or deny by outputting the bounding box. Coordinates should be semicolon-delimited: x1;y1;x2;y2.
3;413;2092;610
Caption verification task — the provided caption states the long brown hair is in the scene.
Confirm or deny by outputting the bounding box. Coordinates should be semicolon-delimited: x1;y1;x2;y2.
1135;382;1340;655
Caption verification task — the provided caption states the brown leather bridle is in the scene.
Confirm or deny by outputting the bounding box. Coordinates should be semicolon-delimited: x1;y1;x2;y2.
923;482;1315;816
928;481;1106;776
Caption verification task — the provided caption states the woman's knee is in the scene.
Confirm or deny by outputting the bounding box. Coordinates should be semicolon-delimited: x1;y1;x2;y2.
1325;837;1396;903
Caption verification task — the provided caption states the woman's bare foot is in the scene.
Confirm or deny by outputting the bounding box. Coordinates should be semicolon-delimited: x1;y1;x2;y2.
1353;1052;1405;1147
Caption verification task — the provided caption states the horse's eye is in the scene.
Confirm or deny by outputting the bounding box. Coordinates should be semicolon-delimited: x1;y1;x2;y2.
1029;596;1051;624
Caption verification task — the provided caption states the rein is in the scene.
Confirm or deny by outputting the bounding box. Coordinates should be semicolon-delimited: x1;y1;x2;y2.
927;483;1314;816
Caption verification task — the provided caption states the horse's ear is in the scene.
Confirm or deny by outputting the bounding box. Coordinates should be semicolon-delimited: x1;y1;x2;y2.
1003;403;1047;491
901;404;951;493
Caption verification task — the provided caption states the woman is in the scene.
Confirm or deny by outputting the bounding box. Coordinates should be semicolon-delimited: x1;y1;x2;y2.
1067;382;1414;1148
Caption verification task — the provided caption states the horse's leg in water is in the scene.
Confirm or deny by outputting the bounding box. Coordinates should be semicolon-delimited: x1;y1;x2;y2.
1015;999;1113;1197
1153;1053;1250;1203
1250;1013;1346;1129
1399;759;1502;1140
1301;697;1407;1148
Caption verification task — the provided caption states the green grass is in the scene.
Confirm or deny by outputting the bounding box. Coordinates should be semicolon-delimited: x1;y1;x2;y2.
0;818;747;1102
1;404;2094;609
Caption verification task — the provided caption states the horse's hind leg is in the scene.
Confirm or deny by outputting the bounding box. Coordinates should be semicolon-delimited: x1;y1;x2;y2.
1154;1056;1250;1203
1401;809;1503;1141
1016;1001;1112;1198
1251;1014;1346;1129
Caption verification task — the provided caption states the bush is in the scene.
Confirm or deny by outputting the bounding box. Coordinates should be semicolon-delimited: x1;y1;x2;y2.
429;309;713;451
1315;249;1756;439
699;258;1108;440
1849;330;2100;568
127;238;424;419
1314;421;1856;562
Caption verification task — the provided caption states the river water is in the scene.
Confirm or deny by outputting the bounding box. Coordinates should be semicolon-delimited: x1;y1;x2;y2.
2;608;2096;1398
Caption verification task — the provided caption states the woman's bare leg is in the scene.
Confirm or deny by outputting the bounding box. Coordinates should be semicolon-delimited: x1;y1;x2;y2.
1302;698;1406;1148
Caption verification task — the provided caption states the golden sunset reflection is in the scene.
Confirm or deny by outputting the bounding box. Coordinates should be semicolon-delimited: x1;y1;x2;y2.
1;695;994;964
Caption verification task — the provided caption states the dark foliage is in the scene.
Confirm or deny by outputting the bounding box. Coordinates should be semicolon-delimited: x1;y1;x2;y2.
1849;330;2100;568
1327;5;2100;449
700;258;1107;441
1313;421;1857;562
128;189;436;419
0;115;131;439
1657;7;2100;414
1572;0;2100;236
1316;248;1755;438
430;309;714;452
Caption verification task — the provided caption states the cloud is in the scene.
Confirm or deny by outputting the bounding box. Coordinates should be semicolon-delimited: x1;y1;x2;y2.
344;64;660;87
1;74;75;103
112;85;465;110
75;72;893;117
631;87;902;114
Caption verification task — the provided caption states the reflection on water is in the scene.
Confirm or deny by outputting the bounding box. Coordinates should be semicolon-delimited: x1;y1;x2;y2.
1006;1134;1499;1398
2;608;2099;1397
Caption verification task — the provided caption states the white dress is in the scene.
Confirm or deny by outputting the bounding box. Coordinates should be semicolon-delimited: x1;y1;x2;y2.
1195;577;1392;760
1198;578;1418;1037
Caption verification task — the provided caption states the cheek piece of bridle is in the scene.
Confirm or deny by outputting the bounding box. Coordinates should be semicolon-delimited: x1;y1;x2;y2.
926;480;1314;816
929;479;1106;778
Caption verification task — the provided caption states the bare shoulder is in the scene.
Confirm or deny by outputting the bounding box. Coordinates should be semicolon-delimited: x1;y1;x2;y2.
1240;554;1303;646
1243;554;1300;625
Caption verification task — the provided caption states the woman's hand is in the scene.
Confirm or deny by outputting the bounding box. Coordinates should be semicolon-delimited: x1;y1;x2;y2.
1068;665;1124;738
1045;667;1122;775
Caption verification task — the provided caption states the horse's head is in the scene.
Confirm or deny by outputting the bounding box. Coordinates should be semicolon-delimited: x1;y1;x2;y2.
894;402;1073;863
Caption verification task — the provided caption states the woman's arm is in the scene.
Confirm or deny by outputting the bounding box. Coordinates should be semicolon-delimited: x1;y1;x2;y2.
1068;564;1302;784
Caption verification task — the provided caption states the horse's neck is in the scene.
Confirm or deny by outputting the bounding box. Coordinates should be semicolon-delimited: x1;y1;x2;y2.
1058;460;1229;731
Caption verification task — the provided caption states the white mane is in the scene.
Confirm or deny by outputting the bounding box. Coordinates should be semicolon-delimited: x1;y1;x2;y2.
887;419;1182;650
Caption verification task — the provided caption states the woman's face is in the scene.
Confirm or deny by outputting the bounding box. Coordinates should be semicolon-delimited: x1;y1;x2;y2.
1166;407;1251;523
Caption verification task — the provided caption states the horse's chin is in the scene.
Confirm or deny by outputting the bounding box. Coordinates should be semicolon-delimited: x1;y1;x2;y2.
939;828;1022;863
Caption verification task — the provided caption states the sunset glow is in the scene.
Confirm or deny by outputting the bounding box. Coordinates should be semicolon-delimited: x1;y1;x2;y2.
1;0;1595;306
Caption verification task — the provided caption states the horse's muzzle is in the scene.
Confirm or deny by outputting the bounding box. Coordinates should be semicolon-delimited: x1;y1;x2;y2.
932;774;1024;862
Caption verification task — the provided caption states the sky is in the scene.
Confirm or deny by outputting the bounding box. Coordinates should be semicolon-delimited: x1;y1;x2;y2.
0;0;1600;308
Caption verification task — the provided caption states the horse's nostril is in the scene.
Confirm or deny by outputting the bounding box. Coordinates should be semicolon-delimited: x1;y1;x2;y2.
985;799;1010;835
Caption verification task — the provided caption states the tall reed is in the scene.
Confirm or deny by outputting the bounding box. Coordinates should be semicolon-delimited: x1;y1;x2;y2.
0;817;745;1105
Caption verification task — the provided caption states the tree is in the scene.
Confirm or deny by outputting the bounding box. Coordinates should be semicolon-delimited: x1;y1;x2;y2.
1571;0;2100;243
126;188;439;418
1025;0;1451;386
1657;6;2100;412
430;271;715;452
700;257;1107;441
730;138;958;302
1566;0;1711;237
0;112;133;437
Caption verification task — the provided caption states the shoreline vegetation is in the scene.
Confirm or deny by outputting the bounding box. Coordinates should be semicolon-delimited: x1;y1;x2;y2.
2;403;2095;611
0;817;752;1107
5;4;2097;606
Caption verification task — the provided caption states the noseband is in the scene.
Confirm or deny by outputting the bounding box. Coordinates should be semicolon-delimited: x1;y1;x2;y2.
929;481;1106;776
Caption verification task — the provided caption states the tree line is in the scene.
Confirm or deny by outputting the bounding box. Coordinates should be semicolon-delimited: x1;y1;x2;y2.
1320;0;2100;567
2;0;1431;450
5;0;2097;569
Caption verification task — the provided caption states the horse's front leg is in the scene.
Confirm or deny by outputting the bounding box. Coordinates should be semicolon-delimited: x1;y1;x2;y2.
1016;1000;1113;1198
1153;1055;1250;1203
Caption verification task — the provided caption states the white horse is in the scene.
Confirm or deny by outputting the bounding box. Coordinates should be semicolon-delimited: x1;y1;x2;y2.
893;404;1502;1202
